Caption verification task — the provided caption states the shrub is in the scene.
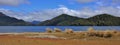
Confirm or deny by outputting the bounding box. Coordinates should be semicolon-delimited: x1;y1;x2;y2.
103;30;112;38
54;28;62;33
46;28;53;33
96;31;104;37
87;27;95;32
65;29;74;34
87;27;96;36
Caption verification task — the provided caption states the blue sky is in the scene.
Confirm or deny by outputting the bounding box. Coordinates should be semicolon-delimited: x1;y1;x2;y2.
0;0;120;21
0;0;100;12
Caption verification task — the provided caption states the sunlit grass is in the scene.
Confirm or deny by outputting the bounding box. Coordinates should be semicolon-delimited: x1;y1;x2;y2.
0;27;120;45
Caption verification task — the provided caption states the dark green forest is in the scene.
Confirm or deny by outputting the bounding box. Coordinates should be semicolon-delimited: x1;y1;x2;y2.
39;14;120;26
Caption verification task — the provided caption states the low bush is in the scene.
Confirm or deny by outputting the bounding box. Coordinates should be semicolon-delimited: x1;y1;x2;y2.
54;28;62;33
103;30;112;38
96;31;104;37
45;27;119;39
65;29;74;34
87;27;96;36
46;28;53;33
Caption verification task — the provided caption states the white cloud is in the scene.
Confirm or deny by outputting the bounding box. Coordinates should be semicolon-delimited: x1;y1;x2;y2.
76;0;96;3
0;0;119;22
0;6;120;22
76;0;120;6
0;8;29;20
0;0;29;6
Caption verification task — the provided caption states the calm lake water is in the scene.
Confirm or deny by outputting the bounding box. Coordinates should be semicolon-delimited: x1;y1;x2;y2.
0;26;120;33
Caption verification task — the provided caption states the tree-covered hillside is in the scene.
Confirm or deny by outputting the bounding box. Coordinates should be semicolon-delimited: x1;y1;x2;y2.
0;12;33;26
39;14;120;26
39;14;81;26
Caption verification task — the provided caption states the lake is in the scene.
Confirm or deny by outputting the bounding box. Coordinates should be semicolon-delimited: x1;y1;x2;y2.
0;26;120;33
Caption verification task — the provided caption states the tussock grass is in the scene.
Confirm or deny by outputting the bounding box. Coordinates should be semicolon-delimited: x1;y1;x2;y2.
103;30;112;38
87;27;96;36
49;27;120;39
64;29;74;34
46;28;53;33
54;28;62;33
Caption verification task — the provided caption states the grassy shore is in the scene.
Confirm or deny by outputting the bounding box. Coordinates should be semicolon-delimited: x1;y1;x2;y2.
0;27;120;45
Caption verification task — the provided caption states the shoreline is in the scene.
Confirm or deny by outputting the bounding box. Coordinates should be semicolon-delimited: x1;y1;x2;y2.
0;30;120;45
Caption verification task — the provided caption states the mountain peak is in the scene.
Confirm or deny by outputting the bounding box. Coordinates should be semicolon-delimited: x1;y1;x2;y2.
98;14;110;15
56;14;72;17
0;12;6;16
53;14;80;19
95;14;115;17
59;14;70;16
39;14;81;26
89;14;116;19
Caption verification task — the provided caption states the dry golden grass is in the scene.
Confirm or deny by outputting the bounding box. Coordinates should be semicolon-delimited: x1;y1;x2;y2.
64;28;74;34
54;28;62;33
46;28;53;33
87;27;95;32
44;27;120;40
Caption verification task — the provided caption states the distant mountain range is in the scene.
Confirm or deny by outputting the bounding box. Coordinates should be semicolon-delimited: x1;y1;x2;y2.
39;14;120;26
0;12;120;26
0;12;33;26
31;21;40;24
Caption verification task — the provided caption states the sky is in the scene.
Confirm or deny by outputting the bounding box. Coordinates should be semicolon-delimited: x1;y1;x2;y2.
0;0;120;22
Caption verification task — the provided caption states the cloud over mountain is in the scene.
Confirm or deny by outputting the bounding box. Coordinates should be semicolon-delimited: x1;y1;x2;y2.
0;5;120;22
0;0;119;22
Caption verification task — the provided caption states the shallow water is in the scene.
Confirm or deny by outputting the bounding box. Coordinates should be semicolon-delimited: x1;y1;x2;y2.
0;26;120;33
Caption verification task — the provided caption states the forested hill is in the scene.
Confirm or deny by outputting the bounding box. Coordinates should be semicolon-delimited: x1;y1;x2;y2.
39;14;81;26
0;12;33;26
0;12;120;26
39;14;120;26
